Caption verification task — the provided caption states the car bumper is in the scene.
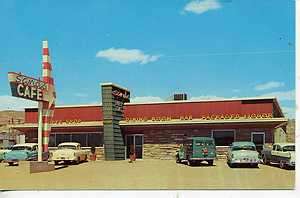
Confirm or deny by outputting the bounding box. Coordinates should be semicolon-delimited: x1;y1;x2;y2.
231;159;259;164
3;159;20;163
51;157;76;161
287;162;295;167
189;158;215;161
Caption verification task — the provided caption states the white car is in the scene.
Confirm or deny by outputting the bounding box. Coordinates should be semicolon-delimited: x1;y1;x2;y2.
50;142;88;165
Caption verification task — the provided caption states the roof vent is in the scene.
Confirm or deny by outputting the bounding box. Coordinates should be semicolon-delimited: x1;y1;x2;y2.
173;93;188;101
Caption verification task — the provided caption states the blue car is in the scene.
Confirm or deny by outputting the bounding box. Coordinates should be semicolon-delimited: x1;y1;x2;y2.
4;143;38;166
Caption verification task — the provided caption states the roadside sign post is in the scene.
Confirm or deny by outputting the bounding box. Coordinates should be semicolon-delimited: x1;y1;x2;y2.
37;101;43;162
7;40;56;166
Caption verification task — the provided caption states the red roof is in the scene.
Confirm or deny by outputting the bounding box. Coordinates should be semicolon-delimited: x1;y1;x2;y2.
24;97;284;123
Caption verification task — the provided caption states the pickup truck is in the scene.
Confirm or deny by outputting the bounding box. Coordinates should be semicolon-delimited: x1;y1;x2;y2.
49;142;89;165
261;143;295;169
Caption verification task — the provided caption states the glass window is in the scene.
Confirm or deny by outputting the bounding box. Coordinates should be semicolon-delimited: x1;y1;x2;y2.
87;133;103;147
252;134;264;145
71;134;87;147
283;145;295;151
56;134;71;145
135;136;143;145
212;131;234;146
49;134;55;147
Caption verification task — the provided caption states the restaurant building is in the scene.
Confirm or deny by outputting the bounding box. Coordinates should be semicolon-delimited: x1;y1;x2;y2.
11;83;288;160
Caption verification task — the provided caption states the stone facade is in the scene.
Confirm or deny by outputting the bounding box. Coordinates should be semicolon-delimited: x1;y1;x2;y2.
95;147;104;160
286;119;295;143
143;144;179;160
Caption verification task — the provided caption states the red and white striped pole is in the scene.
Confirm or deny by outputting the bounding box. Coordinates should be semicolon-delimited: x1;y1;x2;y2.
37;40;56;161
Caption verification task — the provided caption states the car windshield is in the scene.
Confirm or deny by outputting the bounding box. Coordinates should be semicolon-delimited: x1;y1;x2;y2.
232;145;256;151
282;145;295;151
12;146;32;151
58;145;76;150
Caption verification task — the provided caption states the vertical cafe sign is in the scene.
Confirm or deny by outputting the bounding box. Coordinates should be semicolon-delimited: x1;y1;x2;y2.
101;83;130;160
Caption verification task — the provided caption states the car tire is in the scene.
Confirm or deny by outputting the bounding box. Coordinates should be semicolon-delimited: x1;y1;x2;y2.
187;160;192;166
279;160;286;169
176;155;181;163
262;155;270;165
208;160;214;166
54;161;59;165
8;162;14;166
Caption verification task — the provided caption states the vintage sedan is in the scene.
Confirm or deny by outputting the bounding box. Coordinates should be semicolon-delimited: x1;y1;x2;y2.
227;141;260;168
3;143;38;166
261;143;295;169
0;147;11;162
50;142;89;165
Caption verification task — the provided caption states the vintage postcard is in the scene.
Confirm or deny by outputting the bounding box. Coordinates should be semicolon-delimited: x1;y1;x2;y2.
0;0;296;190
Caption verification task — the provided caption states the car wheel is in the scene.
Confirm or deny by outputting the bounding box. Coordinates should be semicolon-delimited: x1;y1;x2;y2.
8;162;14;166
207;160;214;166
84;155;88;162
262;155;269;165
54;161;59;165
187;160;192;166
229;163;235;168
176;155;181;163
279;160;286;169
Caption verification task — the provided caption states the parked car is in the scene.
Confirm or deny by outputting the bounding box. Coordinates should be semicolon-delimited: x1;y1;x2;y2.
261;143;295;169
49;142;89;165
0;147;12;162
3;143;38;166
176;137;216;166
227;141;260;168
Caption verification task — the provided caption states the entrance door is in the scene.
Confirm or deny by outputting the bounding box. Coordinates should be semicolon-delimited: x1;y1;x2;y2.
251;132;265;153
126;135;144;159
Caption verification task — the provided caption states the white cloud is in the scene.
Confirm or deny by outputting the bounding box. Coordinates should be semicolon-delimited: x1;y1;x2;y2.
0;95;37;111
281;106;295;119
96;48;160;64
259;90;295;101
183;0;222;15
254;81;285;91
131;96;164;103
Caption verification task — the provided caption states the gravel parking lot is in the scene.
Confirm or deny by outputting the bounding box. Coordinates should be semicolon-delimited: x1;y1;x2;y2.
0;159;295;190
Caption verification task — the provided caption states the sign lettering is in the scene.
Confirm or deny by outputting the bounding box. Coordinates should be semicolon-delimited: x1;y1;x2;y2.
8;72;48;102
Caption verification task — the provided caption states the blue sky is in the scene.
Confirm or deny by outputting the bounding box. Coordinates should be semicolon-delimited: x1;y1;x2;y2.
0;0;295;118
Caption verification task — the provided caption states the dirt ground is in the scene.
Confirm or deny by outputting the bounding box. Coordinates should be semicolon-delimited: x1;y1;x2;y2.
0;159;295;190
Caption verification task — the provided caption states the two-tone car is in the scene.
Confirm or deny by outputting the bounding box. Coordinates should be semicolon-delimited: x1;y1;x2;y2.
0;147;12;162
49;142;89;165
261;143;295;169
227;141;260;168
3;143;38;166
176;137;216;166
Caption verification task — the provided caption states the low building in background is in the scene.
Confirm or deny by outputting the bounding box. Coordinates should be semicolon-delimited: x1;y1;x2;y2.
11;95;288;160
